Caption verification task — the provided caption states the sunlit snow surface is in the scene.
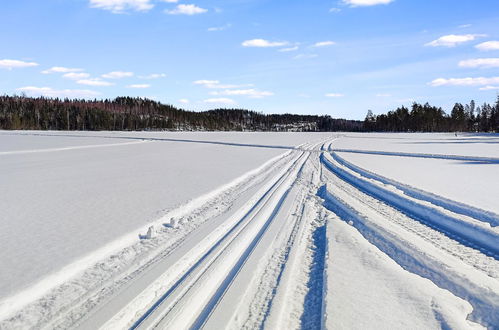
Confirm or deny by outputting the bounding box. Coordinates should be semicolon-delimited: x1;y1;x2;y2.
0;131;497;329
0;131;330;299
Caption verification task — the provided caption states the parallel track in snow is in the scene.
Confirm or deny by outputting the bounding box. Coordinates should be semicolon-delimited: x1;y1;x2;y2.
321;152;499;259
99;142;324;330
319;150;499;327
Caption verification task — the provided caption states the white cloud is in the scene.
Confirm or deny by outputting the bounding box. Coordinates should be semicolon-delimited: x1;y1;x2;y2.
41;66;83;74
89;0;153;13
425;34;485;47
376;93;392;97
207;23;231;32
102;71;134;79
193;80;251;89
126;84;150;88
0;59;39;70
312;41;336;47
242;39;289;48
429;76;499;87
77;78;115;86
138;73;166;79
459;24;472;28
162;0;178;2
203;98;236;104
475;41;499;51
194;79;219;86
63;72;90;80
293;54;318;59
16;86;100;99
210;89;274;98
178;98;190;104
343;0;394;7
329;7;341;12
166;4;207;15
479;86;499;91
458;58;499;68
325;93;344;97
279;46;299;52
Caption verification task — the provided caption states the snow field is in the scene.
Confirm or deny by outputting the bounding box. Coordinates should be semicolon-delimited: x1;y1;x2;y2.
1;131;497;329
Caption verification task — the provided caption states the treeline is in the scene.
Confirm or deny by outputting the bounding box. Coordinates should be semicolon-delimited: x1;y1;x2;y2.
0;95;362;132
365;97;499;132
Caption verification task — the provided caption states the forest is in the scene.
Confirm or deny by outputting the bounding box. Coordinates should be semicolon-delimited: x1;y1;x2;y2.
1;94;498;132
0;95;362;132
364;97;499;132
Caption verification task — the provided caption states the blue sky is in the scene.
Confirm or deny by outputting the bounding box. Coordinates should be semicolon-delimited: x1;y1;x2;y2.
1;0;498;119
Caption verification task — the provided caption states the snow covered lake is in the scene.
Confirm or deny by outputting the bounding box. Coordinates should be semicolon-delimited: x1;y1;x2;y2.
0;131;497;329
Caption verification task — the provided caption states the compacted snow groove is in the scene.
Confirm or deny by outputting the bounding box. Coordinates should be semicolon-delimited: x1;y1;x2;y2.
333;148;499;164
321;153;499;259
319;157;499;327
0;147;299;330
332;151;499;227
126;152;310;329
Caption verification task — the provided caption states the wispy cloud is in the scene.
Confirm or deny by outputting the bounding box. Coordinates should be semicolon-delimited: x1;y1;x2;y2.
166;4;207;15
63;72;91;80
138;73;166;79
479;86;499;91
209;89;274;98
16;86;100;98
193;80;252;89
425;34;485;47
325;93;344;97
178;98;190;104
343;0;394;7
102;71;134;79
459;58;499;68
41;66;83;74
293;54;318;60
0;59;39;70
475;41;499;51
77;78;114;86
89;0;154;13
429;76;499;87
329;7;341;13
279;46;299;52
242;39;289;48
126;84;150;88
207;23;231;32
376;93;392;97
203;98;236;104
312;41;336;47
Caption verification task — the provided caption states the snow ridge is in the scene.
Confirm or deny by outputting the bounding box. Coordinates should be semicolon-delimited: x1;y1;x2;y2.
321;153;499;259
332;151;499;227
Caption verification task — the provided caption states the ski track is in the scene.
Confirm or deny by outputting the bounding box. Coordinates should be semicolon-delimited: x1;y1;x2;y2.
321;152;499;259
334;148;499;164
319;150;499;328
0;139;150;155
1;133;498;329
332;151;499;227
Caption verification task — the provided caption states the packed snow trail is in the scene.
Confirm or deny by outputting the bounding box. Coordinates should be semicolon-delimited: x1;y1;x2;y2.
1;132;498;330
319;148;499;328
332;151;499;227
333;148;499;164
321;153;499;259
